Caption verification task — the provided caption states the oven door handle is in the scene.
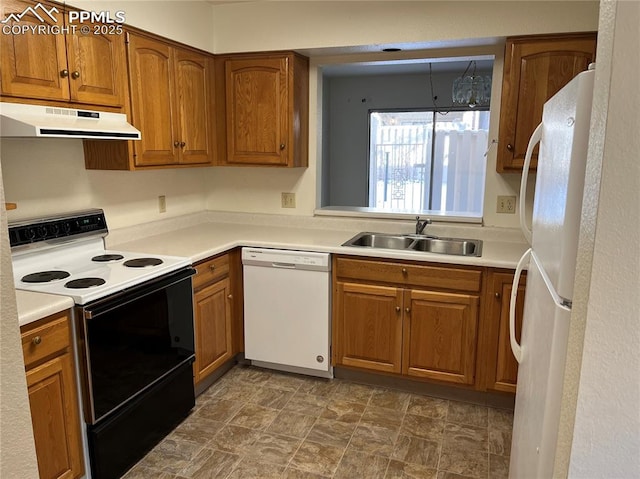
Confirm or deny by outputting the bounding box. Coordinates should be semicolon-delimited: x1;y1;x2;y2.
82;267;195;320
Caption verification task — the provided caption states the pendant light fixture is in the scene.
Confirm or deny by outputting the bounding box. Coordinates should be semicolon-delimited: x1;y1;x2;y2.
452;60;492;108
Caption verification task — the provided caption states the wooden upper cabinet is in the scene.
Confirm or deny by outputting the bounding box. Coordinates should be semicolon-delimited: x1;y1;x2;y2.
65;26;127;107
221;52;308;167
125;32;214;168
174;50;212;165
496;33;597;172
0;0;127;107
0;0;69;101
127;33;178;166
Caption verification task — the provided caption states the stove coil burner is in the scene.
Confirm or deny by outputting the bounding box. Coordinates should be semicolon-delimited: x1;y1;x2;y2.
123;258;163;268
92;254;125;262
22;270;71;283
65;278;106;289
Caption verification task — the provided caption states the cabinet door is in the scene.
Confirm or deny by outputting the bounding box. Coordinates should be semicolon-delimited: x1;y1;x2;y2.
484;272;526;393
127;33;178;166
402;289;479;385
194;277;233;384
497;33;596;172
334;282;403;374
0;0;69;101
225;57;289;166
27;353;84;479
174;49;212;165
65;26;127;107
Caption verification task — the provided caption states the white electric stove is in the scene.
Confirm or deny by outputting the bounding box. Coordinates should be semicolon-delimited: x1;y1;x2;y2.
10;209;190;305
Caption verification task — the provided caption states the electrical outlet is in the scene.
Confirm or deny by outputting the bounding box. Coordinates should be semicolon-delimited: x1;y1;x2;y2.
281;192;296;208
158;195;166;213
497;195;516;214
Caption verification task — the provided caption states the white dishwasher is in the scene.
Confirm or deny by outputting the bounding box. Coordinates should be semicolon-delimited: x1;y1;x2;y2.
242;248;332;378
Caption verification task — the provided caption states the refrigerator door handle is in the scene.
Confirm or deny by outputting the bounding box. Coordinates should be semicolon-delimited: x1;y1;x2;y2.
519;123;543;244
510;248;531;364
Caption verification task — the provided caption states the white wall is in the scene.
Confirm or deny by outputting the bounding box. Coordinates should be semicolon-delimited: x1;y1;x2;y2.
564;1;640;476
0;161;39;479
69;0;215;52
211;1;599;53
1;139;208;229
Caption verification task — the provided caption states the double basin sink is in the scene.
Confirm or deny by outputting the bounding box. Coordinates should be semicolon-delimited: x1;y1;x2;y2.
343;232;483;257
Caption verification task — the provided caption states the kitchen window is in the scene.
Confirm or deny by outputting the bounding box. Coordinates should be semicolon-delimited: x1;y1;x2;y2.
369;109;489;216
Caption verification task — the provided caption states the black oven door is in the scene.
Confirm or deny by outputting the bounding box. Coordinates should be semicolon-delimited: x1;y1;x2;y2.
77;267;196;425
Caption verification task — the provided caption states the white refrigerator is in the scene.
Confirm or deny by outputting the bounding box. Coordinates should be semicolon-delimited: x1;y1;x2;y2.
508;66;595;478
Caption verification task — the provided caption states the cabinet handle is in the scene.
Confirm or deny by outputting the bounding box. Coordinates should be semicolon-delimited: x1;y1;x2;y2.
405;307;411;314
395;306;400;312
280;143;285;150
180;142;186;148
227;294;233;300
174;141;180;148
32;336;42;345
506;143;514;151
495;292;501;300
209;264;215;272
60;69;69;78
71;71;80;79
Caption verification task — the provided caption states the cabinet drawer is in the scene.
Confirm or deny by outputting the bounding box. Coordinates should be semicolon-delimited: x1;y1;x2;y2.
193;254;230;290
21;312;71;369
335;257;482;292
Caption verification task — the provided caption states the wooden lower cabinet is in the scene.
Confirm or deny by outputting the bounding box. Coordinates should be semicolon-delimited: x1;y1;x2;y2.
403;290;479;385
194;277;233;382
334;282;403;374
479;270;526;393
332;256;482;387
21;311;84;479
192;251;242;386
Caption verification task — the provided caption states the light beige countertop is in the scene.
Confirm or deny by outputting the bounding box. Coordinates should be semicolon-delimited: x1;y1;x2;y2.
109;216;528;269
16;290;74;327
15;212;529;325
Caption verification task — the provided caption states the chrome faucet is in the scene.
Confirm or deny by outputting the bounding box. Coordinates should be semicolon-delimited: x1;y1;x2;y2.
415;216;432;235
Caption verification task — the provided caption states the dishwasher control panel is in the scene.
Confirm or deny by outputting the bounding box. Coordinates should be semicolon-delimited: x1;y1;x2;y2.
242;248;330;271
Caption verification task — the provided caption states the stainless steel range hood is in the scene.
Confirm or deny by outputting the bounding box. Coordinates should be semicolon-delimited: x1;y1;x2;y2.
0;102;141;140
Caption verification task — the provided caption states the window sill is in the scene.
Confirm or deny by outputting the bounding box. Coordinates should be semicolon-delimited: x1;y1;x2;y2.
314;206;483;225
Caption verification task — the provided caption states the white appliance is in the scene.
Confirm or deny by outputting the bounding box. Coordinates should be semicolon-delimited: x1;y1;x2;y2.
0;102;141;140
242;248;332;378
509;66;595;478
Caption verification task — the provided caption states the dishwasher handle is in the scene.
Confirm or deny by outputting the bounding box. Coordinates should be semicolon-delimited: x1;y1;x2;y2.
271;262;297;269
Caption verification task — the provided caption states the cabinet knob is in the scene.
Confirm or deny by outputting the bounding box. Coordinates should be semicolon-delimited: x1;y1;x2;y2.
405;307;411;314
227;294;233;300
60;69;69;78
280;143;285;150
401;268;408;275
395;306;400;312
71;71;80;79
209;264;215;272
506;143;514;151
174;141;180;148
180;142;186;148
32;336;42;345
495;292;501;300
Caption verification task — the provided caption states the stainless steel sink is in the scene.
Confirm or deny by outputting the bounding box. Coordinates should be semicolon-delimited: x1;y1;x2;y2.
345;233;415;250
342;232;483;257
410;237;482;256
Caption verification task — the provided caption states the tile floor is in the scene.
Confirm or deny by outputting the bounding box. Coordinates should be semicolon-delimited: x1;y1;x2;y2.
123;365;513;479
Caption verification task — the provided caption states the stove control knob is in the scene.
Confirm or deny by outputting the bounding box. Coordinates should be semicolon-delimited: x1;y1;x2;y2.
47;224;59;236
36;226;47;239
62;222;71;233
26;228;36;240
